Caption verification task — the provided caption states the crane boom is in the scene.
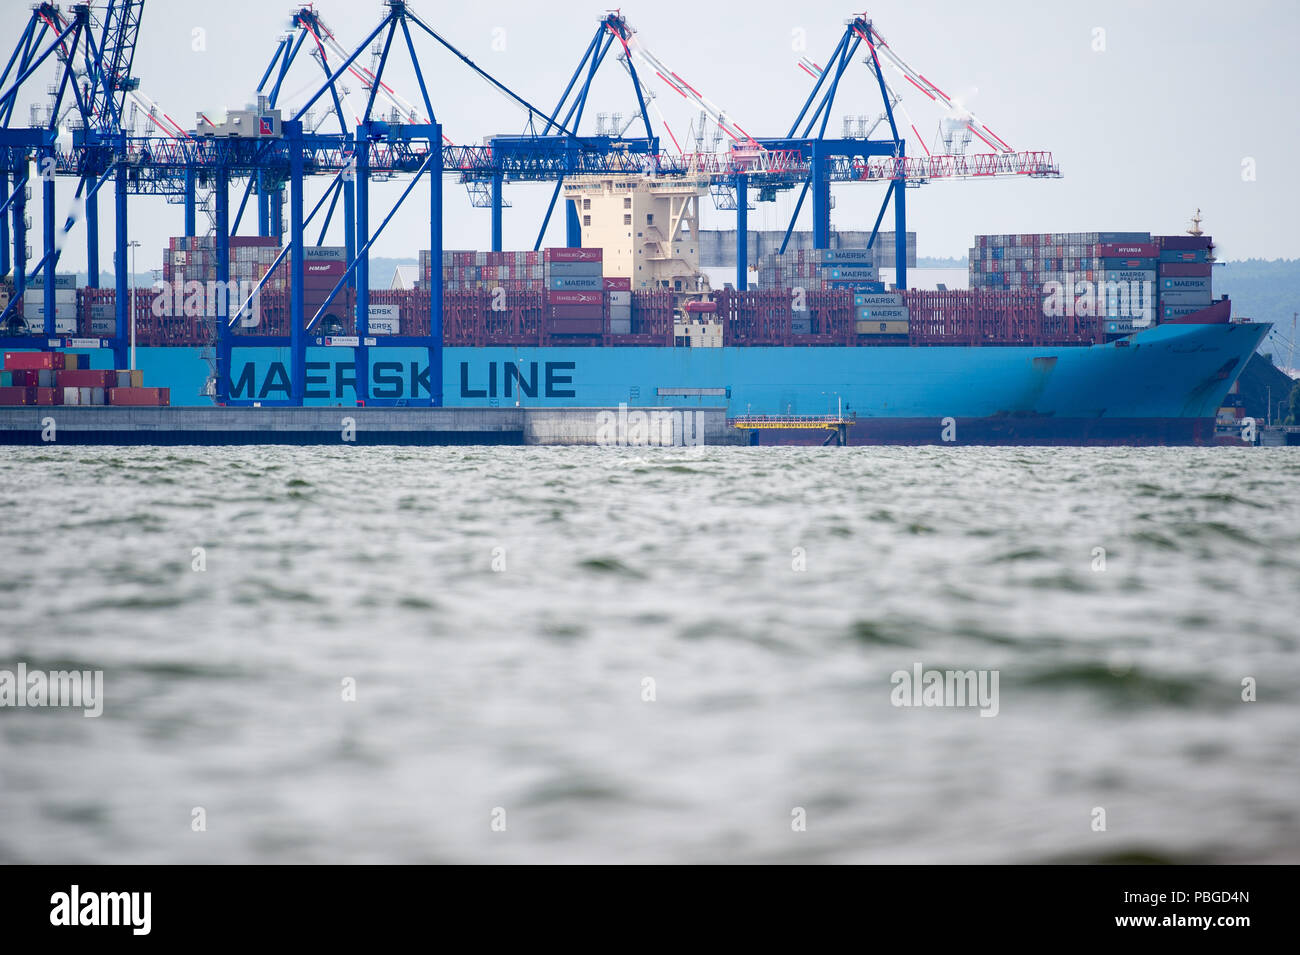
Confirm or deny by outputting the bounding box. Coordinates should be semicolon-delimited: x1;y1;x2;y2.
88;0;144;133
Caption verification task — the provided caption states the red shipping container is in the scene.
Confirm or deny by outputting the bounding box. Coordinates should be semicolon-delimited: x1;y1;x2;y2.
547;291;603;306
4;351;65;370
303;261;347;277
548;318;603;334
29;387;59;406
1158;262;1213;277
55;369;116;388
1097;243;1157;258
602;276;632;291
548;304;604;320
0;386;30;405
108;387;170;406
543;247;603;263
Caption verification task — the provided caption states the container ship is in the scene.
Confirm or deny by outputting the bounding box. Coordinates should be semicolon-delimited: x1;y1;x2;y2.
0;7;1266;446
0;214;1267;446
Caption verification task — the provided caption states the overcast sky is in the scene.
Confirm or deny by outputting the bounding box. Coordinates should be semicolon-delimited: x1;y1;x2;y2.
7;0;1298;272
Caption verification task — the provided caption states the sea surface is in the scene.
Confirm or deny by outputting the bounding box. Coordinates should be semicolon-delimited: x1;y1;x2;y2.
1;445;1298;864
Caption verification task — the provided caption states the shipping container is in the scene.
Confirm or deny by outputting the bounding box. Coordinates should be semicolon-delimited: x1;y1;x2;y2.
107;387;170;406
1161;277;1212;293
4;351;64;370
548;275;603;292
1097;242;1158;258
853;293;905;308
548;304;604;320
819;249;875;264
1158;262;1212;278
1155;235;1212;251
303;261;347;277
1159;290;1214;307
1097;269;1156;285
55;369;116;388
548;318;604;335
828;280;886;293
547;291;603;307
857;307;909;321
24;300;77;318
1159;249;1209;263
1099;257;1158;270
544;261;603;278
543;248;603;263
856;320;909;335
367;304;400;335
1161;304;1209;319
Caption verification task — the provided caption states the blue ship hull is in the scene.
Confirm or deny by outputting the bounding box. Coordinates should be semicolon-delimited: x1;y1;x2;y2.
61;319;1267;445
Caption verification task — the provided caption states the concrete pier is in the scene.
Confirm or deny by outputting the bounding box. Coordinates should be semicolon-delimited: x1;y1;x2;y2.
0;406;733;447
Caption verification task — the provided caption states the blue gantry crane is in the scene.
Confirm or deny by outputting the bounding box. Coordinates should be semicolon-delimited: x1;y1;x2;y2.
0;3;1059;404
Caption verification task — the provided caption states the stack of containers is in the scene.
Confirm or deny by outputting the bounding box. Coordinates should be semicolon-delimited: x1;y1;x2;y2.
298;246;349;335
969;233;1169;334
545;248;604;336
819;249;880;291
0;351;78;404
20;274;78;335
163;236;283;288
971;233;1108;290
606;276;632;334
854;291;909;336
1153;235;1214;322
0;352;169;405
425;250;548;291
162;235;286;333
87;292;116;336
1095;234;1156;334
755;249;882;292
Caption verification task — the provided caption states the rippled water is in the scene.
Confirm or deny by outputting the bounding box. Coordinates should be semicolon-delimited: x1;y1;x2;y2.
1;445;1298;864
